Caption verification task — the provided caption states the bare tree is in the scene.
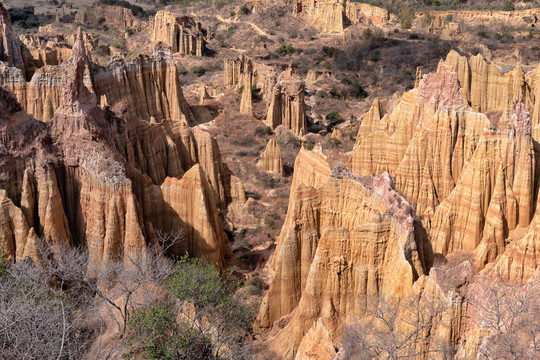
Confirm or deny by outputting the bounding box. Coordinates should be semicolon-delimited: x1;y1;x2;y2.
469;276;540;360
341;294;455;360
0;258;95;360
0;229;187;359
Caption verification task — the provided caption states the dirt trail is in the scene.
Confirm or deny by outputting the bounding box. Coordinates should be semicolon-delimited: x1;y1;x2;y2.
215;14;275;39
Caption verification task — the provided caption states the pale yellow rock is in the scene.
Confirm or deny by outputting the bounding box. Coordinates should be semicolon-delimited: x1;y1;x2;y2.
224;55;276;102
294;0;396;32
266;68;306;136
257;139;284;176
262;166;426;359
295;319;336;360
92;53;195;125
160;165;233;270
152;12;205;56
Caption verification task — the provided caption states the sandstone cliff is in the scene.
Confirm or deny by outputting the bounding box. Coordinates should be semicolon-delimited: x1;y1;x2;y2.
259;147;428;358
293;0;396;32
224;55;276;103
152;12;206;56
266;67;306;136
422;8;540;34
20;34;73;78
257;139;284;176
444;50;536;124
430;102;535;261
0;29;93;122
92;51;195;125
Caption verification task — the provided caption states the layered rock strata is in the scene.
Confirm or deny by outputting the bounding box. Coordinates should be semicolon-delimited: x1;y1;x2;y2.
92;52;195;125
75;4;143;29
266;68;307;136
444;50;537;125
293;0;396;32
0;32;238;272
224;55;276;103
259;149;429;358
422;8;540;34
152;12;206;56
20;34;73;77
0;29;93;122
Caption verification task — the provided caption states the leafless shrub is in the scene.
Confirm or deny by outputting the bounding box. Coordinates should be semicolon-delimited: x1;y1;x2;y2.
0;257;96;359
469;276;540;360
341;294;455;360
0;230;187;359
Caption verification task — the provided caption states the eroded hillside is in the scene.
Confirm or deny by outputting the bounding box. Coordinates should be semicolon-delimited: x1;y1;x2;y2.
0;0;539;359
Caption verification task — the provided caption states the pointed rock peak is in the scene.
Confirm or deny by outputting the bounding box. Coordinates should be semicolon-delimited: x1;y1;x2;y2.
266;138;278;148
417;59;465;111
69;27;89;65
513;101;532;137
185;163;206;181
63;52;94;105
0;2;25;72
370;98;385;119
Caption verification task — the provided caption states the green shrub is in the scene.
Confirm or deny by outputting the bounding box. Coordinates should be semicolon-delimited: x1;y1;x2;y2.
306;143;314;151
240;4;249;14
326;111;342;122
126;256;255;359
276;44;298;55
400;6;414;29
445;14;453;22
192;67;206;77
238;85;244;94
235;229;247;241
264;126;272;135
421;12;433;27
502;0;515;11
125;302;182;360
328;137;342;147
265;218;275;230
368;49;381;62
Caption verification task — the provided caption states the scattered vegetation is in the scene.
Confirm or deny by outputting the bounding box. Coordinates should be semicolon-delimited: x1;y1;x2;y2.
191;66;207;77
276;44;299;55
